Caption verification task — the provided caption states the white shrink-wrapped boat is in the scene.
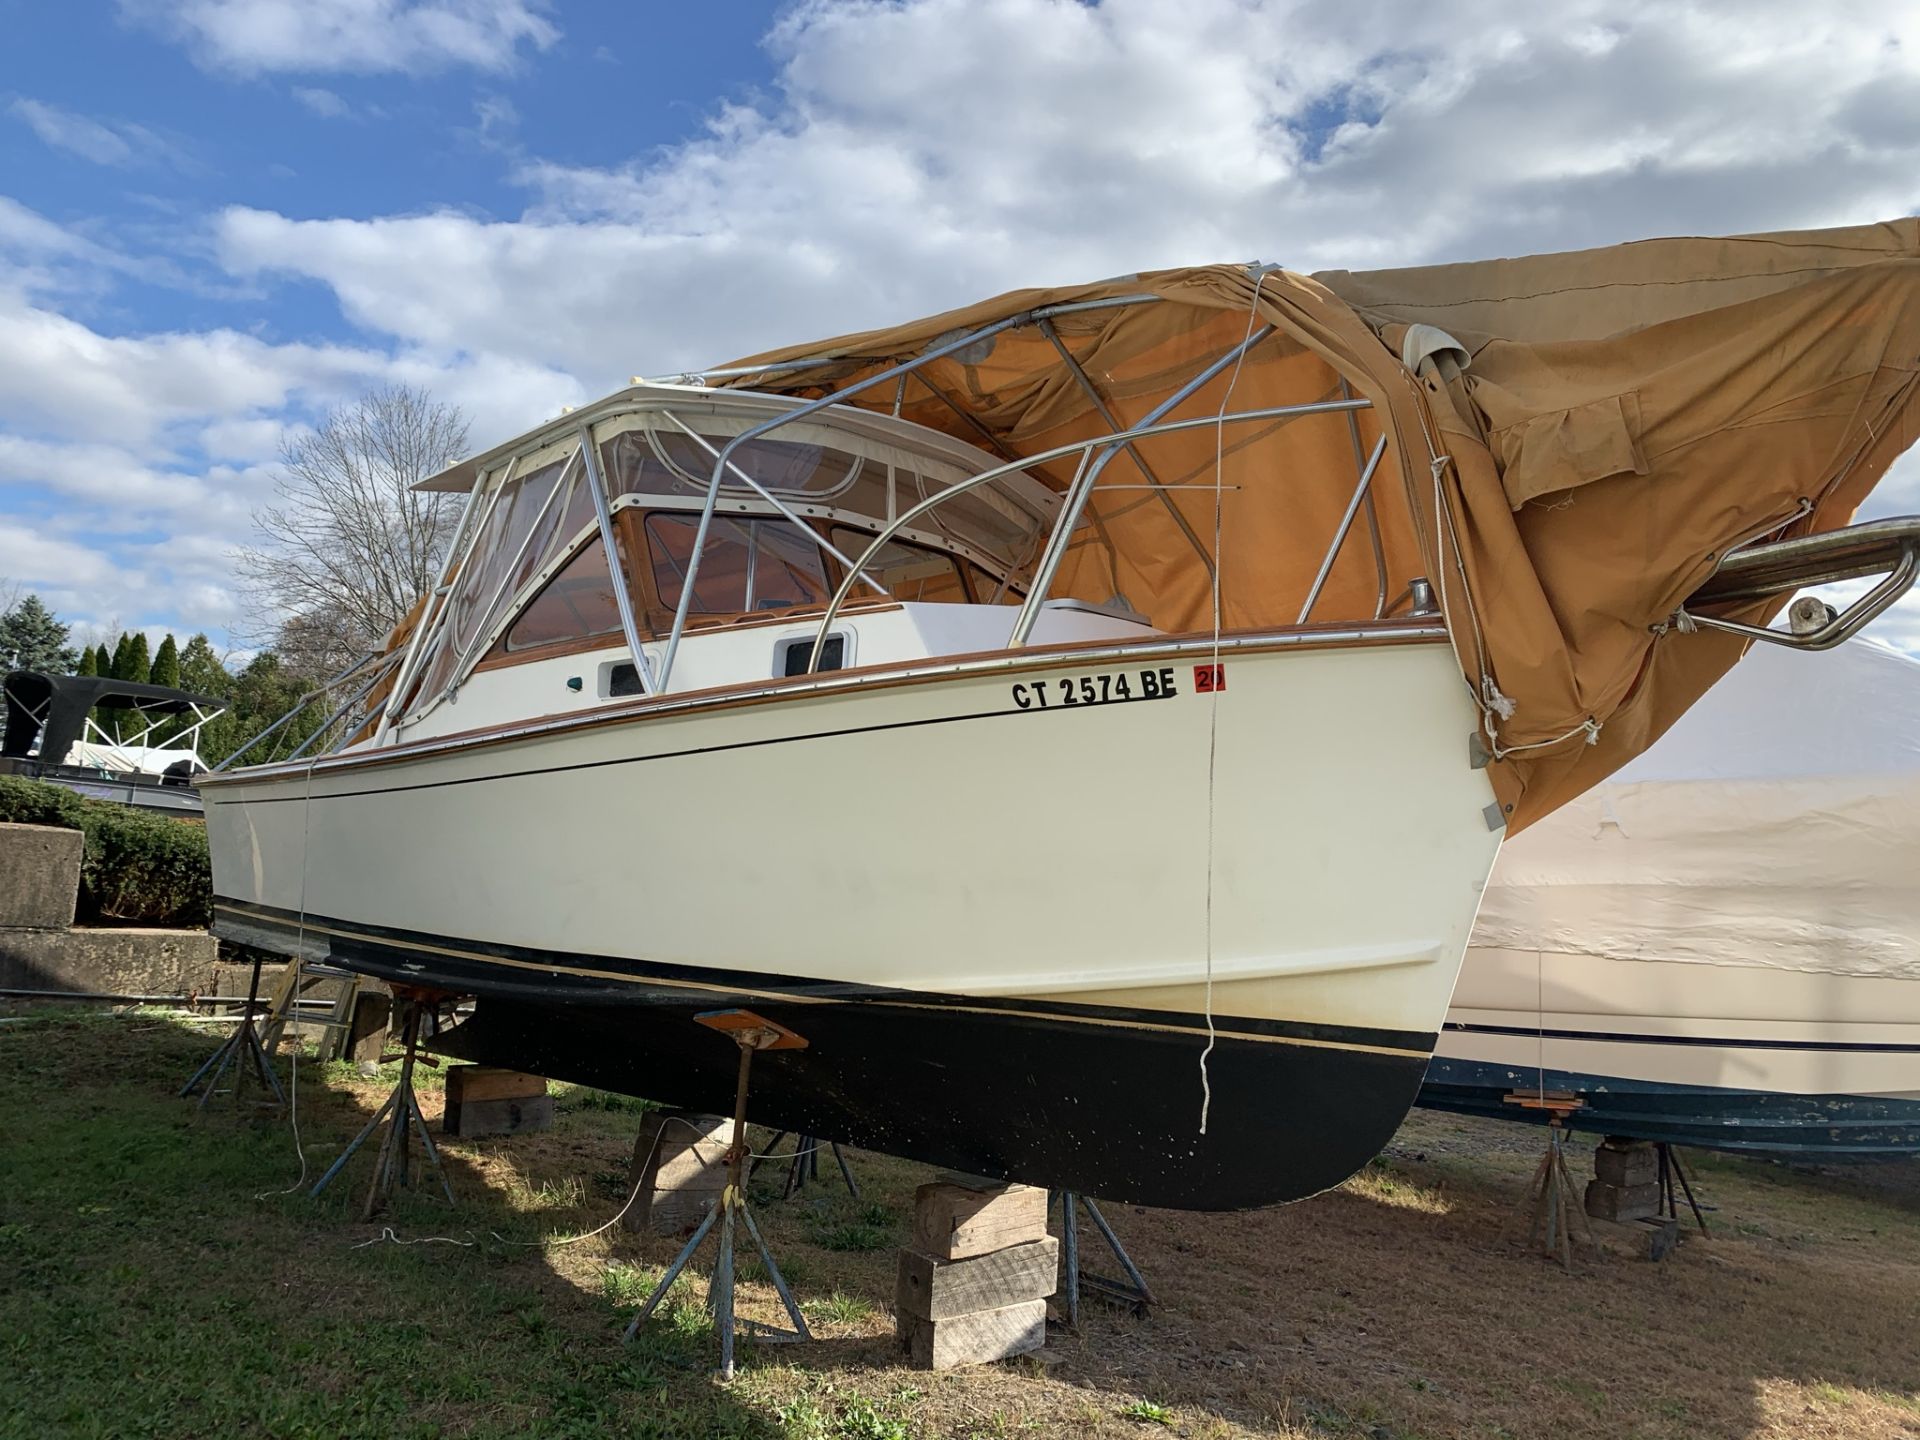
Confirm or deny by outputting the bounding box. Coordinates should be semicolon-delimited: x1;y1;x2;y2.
204;219;1920;1208
1427;640;1920;1157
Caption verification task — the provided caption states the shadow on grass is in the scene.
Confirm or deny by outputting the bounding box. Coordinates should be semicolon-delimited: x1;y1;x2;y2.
7;1009;1920;1440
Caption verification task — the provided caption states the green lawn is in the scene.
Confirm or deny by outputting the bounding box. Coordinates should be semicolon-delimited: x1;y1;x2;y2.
5;1008;1918;1440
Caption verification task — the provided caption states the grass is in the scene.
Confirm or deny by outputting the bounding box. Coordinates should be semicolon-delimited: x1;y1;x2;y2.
4;1008;1920;1438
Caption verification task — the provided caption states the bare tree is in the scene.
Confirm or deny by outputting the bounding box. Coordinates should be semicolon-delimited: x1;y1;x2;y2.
237;385;471;677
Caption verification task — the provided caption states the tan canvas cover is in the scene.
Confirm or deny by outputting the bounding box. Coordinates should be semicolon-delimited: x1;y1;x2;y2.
712;219;1920;832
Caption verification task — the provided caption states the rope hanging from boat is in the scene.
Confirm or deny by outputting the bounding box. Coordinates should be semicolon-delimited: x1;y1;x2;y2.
1195;271;1274;1135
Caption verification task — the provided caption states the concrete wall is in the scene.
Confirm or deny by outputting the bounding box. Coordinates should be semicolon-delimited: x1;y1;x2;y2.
0;818;245;1004
0;822;81;929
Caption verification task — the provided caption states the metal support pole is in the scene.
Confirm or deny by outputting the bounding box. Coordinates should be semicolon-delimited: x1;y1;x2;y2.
180;954;285;1113
1338;380;1390;619
623;1014;812;1377
1297;433;1388;624
1052;1191;1151;1326
579;424;656;695
1038;316;1214;578
801;393;1371;673
1009;324;1276;647
309;999;454;1218
657;295;1162;690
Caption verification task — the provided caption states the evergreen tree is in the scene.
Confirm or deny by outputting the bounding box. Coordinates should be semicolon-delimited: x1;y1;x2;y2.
150;634;181;690
176;634;230;696
0;594;77;673
75;646;98;677
126;633;151;685
91;642;111;677
175;634;239;765
110;633;134;680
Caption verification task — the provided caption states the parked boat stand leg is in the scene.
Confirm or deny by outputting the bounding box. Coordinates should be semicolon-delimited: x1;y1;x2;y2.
1656;1142;1709;1235
623;1009;813;1379
748;1130;860;1200
180;954;286;1115
308;989;456;1220
1500;1092;1594;1268
1051;1191;1153;1327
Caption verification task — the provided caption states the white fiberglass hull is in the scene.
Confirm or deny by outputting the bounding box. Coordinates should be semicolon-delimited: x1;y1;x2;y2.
205;629;1501;1207
1428;947;1920;1156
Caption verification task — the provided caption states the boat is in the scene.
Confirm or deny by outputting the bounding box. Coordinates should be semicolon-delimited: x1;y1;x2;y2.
1424;639;1920;1157
202;217;1920;1209
1;670;224;816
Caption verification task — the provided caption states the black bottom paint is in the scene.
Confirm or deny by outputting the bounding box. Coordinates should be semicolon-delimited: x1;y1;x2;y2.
217;901;1429;1211
1421;1056;1920;1159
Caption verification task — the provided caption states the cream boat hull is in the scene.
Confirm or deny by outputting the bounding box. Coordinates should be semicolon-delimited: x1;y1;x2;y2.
205;629;1502;1208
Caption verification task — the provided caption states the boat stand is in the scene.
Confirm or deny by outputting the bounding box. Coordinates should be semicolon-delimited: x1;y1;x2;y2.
749;1131;860;1200
623;1009;813;1379
1656;1142;1710;1235
1501;1092;1594;1268
309;991;455;1220
179;954;285;1114
1052;1191;1153;1326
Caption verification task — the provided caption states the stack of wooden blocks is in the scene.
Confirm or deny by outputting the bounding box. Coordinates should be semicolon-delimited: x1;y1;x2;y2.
897;1174;1056;1370
1585;1137;1659;1221
442;1065;552;1138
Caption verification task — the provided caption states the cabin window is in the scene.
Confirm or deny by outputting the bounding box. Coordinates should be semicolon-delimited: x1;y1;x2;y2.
646;514;830;615
506;536;624;652
777;633;847;676
602;426;865;502
448;456;572;653
830;527;969;604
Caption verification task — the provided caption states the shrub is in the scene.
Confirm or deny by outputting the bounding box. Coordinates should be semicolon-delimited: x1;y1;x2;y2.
0;774;211;927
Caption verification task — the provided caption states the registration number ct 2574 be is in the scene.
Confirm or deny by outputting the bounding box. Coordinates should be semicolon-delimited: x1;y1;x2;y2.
1010;667;1179;710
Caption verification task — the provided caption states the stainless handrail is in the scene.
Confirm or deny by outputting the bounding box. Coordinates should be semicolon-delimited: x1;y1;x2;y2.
212;648;389;772
1678;535;1920;650
803;397;1374;672
656;293;1167;691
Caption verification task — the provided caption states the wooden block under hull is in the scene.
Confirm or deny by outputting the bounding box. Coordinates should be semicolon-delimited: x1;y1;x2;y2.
895;1237;1058;1322
443;1093;553;1138
912;1177;1048;1260
1585;1178;1661;1222
899;1299;1047;1370
445;1065;547;1105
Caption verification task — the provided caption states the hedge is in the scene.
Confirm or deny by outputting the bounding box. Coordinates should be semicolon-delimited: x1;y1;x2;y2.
0;774;212;927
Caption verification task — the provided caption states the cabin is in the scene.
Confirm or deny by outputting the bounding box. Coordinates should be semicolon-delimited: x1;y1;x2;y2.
382;385;1161;743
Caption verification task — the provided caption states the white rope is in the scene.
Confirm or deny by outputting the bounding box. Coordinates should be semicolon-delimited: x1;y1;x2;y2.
1196;274;1272;1135
255;756;317;1200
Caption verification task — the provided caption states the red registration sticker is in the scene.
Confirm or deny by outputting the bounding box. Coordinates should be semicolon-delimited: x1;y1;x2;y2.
1194;663;1226;693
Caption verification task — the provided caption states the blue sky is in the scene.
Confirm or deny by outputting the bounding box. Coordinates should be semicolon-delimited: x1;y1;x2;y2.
2;0;1919;654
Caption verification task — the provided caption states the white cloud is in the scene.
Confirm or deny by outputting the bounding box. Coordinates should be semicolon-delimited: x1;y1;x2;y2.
215;0;1920;389
291;86;351;119
8;98;190;170
119;0;559;76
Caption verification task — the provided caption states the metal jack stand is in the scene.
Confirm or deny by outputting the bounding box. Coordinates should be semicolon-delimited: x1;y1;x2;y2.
1052;1191;1153;1327
624;1009;813;1379
1502;1091;1594;1268
750;1131;860;1199
1656;1142;1710;1235
180;954;286;1114
310;989;455;1220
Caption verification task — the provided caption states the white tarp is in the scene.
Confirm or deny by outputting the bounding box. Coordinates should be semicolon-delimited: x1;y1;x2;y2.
64;740;203;778
1473;639;1920;980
